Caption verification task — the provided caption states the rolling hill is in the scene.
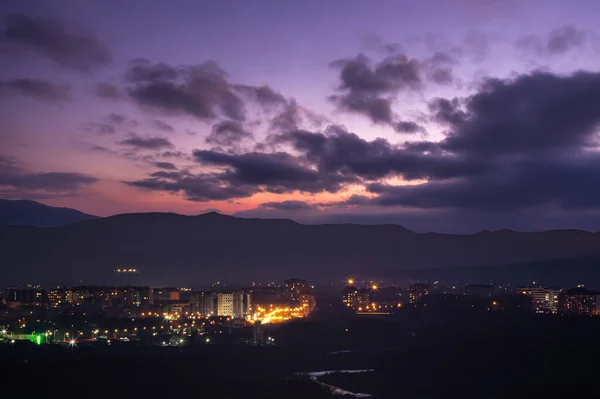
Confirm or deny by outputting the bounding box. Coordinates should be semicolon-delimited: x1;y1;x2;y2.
1;211;599;287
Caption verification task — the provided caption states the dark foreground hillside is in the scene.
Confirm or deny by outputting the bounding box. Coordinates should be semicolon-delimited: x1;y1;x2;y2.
2;310;600;398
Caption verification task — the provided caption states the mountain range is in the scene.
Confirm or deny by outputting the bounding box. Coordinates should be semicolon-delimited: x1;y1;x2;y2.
1;200;600;288
0;199;98;227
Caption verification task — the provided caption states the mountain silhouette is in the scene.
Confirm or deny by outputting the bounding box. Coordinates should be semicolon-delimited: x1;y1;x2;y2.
1;210;599;287
0;199;98;227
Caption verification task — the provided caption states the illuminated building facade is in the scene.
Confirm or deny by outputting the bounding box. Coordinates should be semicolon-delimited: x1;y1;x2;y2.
284;279;308;301
516;287;561;313
343;285;359;308
342;286;372;310
47;288;73;308
409;283;430;304
233;290;252;319
299;293;316;315
558;287;597;315
153;288;180;305
217;293;234;316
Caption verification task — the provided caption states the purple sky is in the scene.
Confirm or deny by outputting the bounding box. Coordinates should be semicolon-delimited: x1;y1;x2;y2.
2;0;600;232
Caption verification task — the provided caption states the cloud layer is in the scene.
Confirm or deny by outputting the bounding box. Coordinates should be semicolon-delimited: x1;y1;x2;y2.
3;13;111;71
3;8;600;232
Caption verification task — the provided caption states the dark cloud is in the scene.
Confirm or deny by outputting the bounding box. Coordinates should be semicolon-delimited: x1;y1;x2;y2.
329;93;393;124
95;82;120;100
233;84;287;109
128;144;354;200
107;113;126;124
424;51;458;85
161;151;184;159
269;99;327;132
260;200;315;210
547;26;587;53
428;97;468;126
0;155;97;193
206;121;252;146
329;53;422;124
0;78;70;101
338;194;372;206
351;70;600;212
428;68;454;85
366;155;600;211
154;161;177;170
318;194;372;208
394;121;424;134
153;120;175;133
125;172;257;202
106;113;137;127
439;71;600;155
3;13;111;71
517;26;588;56
193;149;353;194
126;59;245;121
273;127;475;181
331;53;422;93
86;122;116;135
129;65;600;223
126;59;178;82
149;170;190;179
327;48;460;124
119;133;174;150
269;99;302;131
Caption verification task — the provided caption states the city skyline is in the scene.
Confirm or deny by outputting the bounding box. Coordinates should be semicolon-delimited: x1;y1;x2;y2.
3;1;600;232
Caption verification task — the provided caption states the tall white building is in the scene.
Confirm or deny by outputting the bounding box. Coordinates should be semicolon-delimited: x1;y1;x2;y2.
217;293;234;316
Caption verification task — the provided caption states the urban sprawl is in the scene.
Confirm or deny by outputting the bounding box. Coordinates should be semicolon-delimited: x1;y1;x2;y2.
1;277;598;347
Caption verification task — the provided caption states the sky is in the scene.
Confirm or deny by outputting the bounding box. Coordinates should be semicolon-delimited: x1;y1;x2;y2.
2;0;600;233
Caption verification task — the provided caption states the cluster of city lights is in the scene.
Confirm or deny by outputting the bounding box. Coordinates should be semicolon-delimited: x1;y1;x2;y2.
115;268;138;273
347;278;379;291
251;304;309;324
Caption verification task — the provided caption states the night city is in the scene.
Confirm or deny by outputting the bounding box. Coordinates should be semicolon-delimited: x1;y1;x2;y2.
2;1;600;398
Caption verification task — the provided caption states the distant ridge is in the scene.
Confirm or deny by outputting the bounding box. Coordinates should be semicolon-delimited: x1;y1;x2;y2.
1;210;600;286
0;199;98;227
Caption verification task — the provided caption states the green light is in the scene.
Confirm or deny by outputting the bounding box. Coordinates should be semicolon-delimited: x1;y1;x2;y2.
36;335;41;345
